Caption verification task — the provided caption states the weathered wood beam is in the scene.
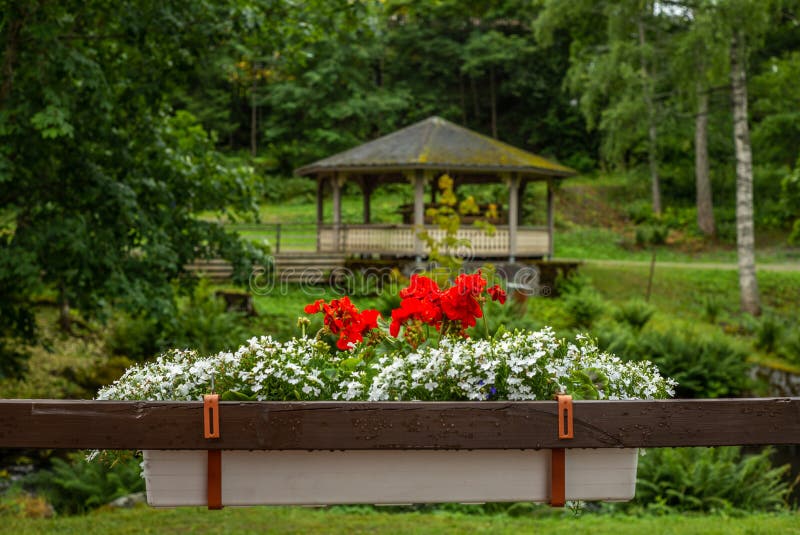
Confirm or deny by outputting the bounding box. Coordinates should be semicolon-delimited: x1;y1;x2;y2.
0;399;797;450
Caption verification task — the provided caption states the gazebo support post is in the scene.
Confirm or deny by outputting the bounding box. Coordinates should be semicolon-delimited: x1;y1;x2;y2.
506;173;521;263
360;179;373;225
316;177;325;252
517;180;527;226
413;170;427;264
547;178;554;259
332;173;343;252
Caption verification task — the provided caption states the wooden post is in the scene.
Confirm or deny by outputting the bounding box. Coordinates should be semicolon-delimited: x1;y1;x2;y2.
316;177;324;253
547;178;554;259
413;170;426;263
506;173;521;263
361;179;373;225
518;180;527;226
332;173;343;252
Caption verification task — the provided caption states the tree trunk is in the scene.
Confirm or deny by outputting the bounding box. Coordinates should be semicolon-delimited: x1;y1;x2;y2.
638;17;662;215
730;30;761;316
459;76;467;125
490;66;497;139
250;64;258;157
58;283;71;333
470;76;480;121
695;84;715;236
1;9;25;106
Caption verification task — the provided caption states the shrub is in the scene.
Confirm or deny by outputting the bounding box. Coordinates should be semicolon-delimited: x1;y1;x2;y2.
563;289;606;329
631;447;792;513
756;315;785;354
106;282;250;360
777;324;800;366
106;312;160;361
634;224;668;247
20;453;144;515
701;295;724;324
600;328;750;398
613;300;655;332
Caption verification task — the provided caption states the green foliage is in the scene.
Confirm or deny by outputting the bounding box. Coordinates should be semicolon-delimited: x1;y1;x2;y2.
107;282;250;360
562;288;607;330
161;284;250;355
0;233;39;377
613;300;655;332
600;328;750;398
21;453;144;515
756;315;785;354
0;1;265;371
701;295;724;324
634;224;669;247
630;447;792;513
783;157;800;244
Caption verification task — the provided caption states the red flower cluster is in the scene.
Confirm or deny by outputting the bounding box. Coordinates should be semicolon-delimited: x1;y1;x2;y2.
390;272;507;338
304;296;380;350
389;275;443;337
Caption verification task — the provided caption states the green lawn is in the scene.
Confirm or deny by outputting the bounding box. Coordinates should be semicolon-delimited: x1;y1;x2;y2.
554;227;799;264
4;507;799;535
582;263;800;320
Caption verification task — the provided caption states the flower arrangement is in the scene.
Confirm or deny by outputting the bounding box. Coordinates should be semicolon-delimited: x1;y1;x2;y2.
98;272;675;403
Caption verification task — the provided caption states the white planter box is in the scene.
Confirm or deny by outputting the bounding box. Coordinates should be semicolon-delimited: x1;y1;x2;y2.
143;448;637;507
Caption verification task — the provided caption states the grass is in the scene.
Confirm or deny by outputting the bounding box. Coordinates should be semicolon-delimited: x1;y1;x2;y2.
554;227;799;264
581;263;800;320
3;507;799;535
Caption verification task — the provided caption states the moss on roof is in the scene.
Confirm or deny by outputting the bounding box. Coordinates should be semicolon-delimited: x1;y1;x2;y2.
295;116;576;178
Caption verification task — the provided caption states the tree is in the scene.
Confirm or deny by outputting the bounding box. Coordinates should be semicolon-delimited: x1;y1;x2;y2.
536;0;667;213
0;1;264;369
666;2;726;237
716;0;775;315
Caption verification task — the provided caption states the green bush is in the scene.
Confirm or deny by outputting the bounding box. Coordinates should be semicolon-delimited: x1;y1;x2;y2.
20;453;144;515
563;289;606;329
613;300;655;332
163;285;249;354
631;447;792;513
106;282;250;360
701;295;724;324
756;315;785;354
600;328;750;398
777;324;800;365
106;312;161;361
634;224;668;247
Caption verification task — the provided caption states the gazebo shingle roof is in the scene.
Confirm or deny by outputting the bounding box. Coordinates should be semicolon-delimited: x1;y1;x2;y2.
294;116;576;178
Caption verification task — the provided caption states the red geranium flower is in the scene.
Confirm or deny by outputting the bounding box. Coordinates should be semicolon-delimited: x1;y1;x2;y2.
439;272;487;329
390;275;444;336
304;296;381;350
488;284;507;304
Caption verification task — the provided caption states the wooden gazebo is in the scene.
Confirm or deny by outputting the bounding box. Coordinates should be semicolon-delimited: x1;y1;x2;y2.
295;116;576;262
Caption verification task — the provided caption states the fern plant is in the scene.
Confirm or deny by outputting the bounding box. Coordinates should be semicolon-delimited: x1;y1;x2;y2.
22;453;144;514
631;447;792;513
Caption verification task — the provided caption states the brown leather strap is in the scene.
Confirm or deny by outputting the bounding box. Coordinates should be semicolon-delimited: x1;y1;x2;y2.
207;450;223;510
203;394;220;439
557;394;573;439
551;448;566;507
204;393;222;509
551;394;573;506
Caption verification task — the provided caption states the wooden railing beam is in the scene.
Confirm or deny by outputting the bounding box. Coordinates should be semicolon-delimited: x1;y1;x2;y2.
0;399;797;450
